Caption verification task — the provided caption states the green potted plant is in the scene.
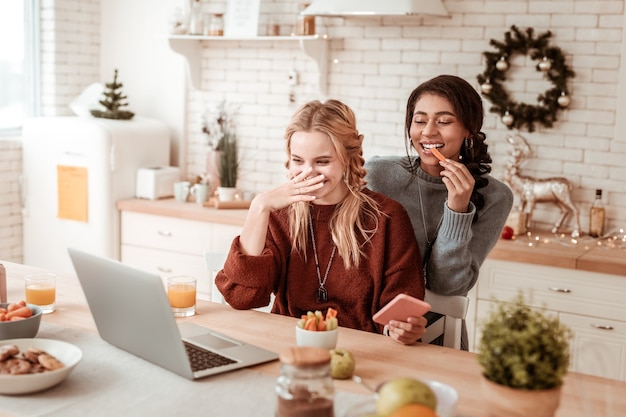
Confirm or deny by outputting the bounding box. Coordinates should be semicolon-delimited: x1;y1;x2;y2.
477;291;573;417
203;101;239;201
217;131;239;200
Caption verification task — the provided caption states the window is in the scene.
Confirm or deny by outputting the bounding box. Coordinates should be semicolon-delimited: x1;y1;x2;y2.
0;0;39;136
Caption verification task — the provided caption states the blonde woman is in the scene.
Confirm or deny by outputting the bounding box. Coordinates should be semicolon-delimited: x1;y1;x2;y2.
216;99;426;345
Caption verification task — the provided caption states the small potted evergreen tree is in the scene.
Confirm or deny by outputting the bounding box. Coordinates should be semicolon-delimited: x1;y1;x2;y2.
477;291;573;417
90;69;134;120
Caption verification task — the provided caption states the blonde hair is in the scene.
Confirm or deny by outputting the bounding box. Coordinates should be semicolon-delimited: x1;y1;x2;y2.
284;99;381;268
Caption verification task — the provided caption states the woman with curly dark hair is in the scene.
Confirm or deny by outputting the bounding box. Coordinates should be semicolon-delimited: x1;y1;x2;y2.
366;75;513;349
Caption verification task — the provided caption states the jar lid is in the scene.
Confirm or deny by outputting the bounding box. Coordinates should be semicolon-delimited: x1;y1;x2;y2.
279;346;331;367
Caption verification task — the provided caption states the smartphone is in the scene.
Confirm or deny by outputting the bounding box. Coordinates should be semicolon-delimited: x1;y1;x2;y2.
373;293;431;325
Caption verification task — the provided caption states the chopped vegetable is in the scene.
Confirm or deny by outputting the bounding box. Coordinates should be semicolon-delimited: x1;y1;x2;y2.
296;308;338;331
0;300;33;322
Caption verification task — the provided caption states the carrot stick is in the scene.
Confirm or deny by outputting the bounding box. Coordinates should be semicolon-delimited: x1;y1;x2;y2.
431;147;447;162
7;303;21;312
304;317;317;331
6;306;32;320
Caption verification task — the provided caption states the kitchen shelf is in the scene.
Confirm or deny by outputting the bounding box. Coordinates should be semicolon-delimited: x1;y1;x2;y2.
167;34;329;94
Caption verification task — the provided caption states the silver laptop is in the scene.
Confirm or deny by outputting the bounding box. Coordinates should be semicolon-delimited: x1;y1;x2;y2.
68;248;278;380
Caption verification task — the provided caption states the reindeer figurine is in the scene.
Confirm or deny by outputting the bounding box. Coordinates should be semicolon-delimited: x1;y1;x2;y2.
504;135;581;238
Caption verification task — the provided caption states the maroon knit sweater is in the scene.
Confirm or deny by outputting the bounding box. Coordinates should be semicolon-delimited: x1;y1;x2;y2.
215;189;424;334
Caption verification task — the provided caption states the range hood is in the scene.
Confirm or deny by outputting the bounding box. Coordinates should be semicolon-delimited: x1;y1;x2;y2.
301;0;449;17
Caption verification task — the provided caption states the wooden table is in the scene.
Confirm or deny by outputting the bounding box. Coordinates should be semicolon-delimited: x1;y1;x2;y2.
2;261;625;417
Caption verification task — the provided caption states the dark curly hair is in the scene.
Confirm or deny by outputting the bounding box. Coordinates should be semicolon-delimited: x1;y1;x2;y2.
404;75;492;218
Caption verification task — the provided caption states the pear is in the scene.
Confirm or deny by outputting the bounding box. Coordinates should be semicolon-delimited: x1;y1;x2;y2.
376;377;437;417
329;349;355;379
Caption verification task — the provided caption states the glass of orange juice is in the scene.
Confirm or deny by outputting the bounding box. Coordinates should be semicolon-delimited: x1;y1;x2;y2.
24;272;56;314
167;275;197;317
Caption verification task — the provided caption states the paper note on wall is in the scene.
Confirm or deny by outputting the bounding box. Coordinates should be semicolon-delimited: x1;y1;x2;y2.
57;165;88;222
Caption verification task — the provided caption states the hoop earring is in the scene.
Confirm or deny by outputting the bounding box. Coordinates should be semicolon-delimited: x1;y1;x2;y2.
464;137;474;161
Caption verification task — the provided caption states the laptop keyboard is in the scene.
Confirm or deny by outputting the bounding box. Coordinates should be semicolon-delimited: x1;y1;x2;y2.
184;341;237;372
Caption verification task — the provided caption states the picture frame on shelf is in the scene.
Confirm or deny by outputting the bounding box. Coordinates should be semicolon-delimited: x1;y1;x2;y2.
224;0;260;37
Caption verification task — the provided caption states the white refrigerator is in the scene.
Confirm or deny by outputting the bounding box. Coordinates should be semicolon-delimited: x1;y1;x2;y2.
21;116;171;274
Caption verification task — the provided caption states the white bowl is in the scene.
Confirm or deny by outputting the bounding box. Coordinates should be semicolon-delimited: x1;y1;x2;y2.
342;379;458;417
0;338;82;395
295;325;338;350
422;379;459;417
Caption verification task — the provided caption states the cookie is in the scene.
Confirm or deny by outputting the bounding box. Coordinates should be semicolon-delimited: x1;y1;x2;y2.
22;347;43;363
38;352;64;371
0;344;19;361
2;358;32;375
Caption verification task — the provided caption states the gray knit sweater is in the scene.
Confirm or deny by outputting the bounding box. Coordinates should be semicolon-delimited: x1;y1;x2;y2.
365;155;514;296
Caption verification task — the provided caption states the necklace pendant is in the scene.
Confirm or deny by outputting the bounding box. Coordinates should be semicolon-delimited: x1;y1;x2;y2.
316;286;328;303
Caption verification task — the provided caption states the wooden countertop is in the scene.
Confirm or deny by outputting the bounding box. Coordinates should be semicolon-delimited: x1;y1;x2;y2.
3;260;626;417
116;198;248;227
116;199;626;278
489;231;626;277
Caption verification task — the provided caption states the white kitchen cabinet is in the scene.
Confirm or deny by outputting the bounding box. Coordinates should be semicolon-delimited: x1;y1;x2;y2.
469;259;626;381
120;211;241;300
167;34;329;93
560;312;626;380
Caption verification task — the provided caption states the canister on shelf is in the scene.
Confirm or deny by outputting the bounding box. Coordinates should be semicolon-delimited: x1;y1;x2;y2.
206;13;224;36
295;3;315;36
188;0;204;35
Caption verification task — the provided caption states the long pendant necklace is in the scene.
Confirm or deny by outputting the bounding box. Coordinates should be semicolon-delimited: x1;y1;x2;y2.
308;210;336;303
417;174;442;282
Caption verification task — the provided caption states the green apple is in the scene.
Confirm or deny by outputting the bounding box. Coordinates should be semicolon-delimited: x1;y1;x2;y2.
376;377;437;417
329;348;356;379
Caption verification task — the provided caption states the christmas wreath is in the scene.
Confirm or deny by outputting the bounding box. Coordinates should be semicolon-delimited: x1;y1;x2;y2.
477;26;575;132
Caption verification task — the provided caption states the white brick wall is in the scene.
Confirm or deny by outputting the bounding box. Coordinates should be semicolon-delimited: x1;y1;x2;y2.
40;0;100;117
185;0;626;235
0;140;24;263
2;0;626;262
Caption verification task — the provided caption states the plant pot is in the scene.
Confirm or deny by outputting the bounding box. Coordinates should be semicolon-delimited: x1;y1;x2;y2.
205;150;220;196
480;376;562;417
217;186;238;202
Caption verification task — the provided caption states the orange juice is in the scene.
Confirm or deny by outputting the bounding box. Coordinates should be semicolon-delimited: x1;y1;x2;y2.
26;285;56;305
168;284;196;308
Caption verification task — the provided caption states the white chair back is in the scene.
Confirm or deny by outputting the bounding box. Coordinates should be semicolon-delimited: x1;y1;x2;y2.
204;252;228;305
422;289;469;350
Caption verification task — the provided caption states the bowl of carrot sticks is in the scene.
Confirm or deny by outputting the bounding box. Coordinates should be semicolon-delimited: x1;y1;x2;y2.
0;301;43;340
295;308;339;350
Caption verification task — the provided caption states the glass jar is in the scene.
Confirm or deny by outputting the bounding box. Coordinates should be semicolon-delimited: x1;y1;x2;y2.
295;3;315;36
188;0;204;35
275;346;335;417
206;13;224;36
